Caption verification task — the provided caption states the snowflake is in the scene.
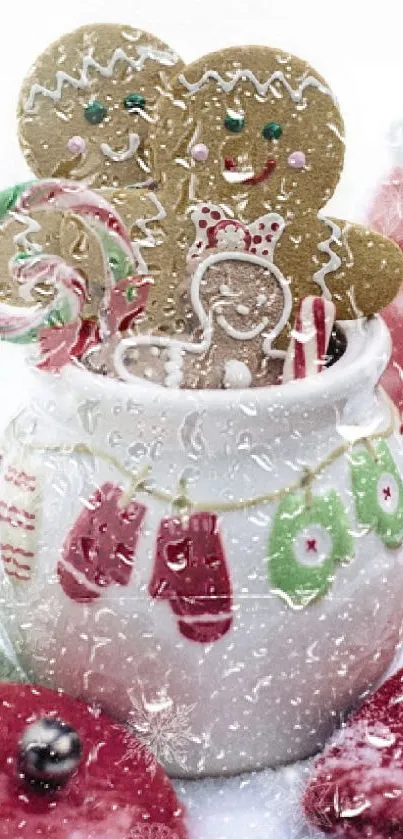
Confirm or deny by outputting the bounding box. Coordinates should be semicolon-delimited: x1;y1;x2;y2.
124;691;198;773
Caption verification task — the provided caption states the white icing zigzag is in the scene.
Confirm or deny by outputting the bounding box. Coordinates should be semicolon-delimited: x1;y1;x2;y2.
131;192;167;274
178;70;335;103
25;45;180;112
313;215;342;298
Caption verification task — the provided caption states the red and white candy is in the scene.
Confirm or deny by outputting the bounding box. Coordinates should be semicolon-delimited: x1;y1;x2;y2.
282;295;335;382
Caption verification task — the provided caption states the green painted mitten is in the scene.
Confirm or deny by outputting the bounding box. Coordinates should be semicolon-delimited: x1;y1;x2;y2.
351;441;403;548
268;491;354;608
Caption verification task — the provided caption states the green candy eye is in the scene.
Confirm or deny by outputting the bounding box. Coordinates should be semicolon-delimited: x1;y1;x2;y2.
224;112;245;133
124;93;146;111
262;121;283;141
84;100;107;125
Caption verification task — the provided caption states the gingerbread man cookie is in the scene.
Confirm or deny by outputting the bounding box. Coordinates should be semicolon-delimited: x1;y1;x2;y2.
0;24;182;339
18;23;183;188
112;45;403;388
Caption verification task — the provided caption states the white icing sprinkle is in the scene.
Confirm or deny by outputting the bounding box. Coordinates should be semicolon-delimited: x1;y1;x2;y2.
178;69;335;104
100;133;141;162
313;214;342;298
25;45;180;112
236;304;250;316
223;359;252;389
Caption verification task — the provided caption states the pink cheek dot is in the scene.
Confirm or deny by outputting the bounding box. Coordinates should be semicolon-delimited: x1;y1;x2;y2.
67;136;87;155
288;150;306;169
191;143;209;162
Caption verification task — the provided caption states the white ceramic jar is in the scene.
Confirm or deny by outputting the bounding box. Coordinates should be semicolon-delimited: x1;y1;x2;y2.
0;316;403;778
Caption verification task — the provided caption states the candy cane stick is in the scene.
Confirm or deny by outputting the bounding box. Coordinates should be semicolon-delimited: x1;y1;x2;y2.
282;295;335;382
15;180;143;338
0;255;86;343
15;180;134;267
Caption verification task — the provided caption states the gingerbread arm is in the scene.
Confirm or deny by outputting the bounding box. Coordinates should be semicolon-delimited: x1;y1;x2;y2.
325;217;403;318
99;188;167;277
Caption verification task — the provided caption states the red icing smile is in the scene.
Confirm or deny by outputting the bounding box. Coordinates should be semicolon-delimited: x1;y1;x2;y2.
223;157;277;186
244;158;277;185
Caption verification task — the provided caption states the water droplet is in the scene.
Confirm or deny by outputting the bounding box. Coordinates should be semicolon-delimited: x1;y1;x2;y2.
77;400;101;435
108;430;122;448
239;402;258;417
128;442;147;459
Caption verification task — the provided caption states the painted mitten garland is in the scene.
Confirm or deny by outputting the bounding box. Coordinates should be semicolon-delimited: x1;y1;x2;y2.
111;45;403;389
0;682;188;839
303;666;403;839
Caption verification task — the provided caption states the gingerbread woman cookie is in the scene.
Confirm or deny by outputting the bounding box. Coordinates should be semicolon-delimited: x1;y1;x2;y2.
112;45;403;388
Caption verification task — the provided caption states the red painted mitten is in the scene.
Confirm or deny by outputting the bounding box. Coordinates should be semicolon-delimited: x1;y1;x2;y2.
58;482;146;603
149;512;233;644
303;667;403;838
0;682;187;839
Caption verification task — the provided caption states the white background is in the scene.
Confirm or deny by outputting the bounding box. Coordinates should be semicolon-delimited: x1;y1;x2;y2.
1;0;403;418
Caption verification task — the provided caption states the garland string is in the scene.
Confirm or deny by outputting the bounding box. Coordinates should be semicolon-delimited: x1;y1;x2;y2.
9;410;396;514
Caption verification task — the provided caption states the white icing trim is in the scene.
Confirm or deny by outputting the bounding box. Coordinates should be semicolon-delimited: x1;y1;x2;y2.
222;169;255;184
25;45;180;112
313;215;342;298
100;132;141;162
178;69;335;103
131;192;167;274
216;313;269;339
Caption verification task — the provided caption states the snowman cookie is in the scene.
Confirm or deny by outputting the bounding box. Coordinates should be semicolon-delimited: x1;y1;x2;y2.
112;45;403;388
